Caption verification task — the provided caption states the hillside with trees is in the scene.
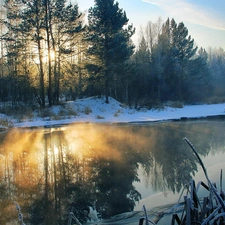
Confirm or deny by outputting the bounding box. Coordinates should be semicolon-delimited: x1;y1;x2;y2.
0;0;225;114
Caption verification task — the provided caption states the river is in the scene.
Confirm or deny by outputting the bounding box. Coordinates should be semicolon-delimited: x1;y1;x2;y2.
0;120;225;225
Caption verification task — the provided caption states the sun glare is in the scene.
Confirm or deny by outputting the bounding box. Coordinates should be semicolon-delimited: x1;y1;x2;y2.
42;50;55;63
54;146;59;155
32;48;56;64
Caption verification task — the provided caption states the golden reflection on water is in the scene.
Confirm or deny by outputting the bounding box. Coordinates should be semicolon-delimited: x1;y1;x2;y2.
0;122;225;191
0;124;150;190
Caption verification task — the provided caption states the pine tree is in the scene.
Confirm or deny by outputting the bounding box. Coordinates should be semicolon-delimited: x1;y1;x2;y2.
151;18;171;101
132;35;151;108
48;0;84;104
18;0;47;107
87;0;135;103
1;0;33;105
170;19;197;101
151;18;198;102
208;47;225;99
185;47;211;102
6;0;85;107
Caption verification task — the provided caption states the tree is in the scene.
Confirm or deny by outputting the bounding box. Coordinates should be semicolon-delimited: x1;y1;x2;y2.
130;35;152;108
151;18;171;102
150;18;198;102
46;0;84;104
0;0;34;105
0;0;6;77
145;17;162;54
2;0;85;108
170;19;197;101
52;1;85;103
184;47;211;102
18;0;47;108
208;47;225;99
87;0;135;103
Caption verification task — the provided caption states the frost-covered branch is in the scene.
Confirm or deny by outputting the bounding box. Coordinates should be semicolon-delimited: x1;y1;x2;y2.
14;201;26;225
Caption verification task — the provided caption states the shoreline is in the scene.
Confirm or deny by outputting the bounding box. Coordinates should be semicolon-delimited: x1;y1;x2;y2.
10;114;225;130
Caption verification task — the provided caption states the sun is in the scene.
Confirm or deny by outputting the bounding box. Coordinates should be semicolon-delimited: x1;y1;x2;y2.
42;49;55;63
32;47;56;64
49;50;55;60
53;145;59;155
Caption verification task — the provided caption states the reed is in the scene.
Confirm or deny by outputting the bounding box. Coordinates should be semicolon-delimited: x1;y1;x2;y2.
139;138;225;225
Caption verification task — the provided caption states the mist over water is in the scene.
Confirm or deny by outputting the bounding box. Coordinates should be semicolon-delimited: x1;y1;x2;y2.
0;120;225;224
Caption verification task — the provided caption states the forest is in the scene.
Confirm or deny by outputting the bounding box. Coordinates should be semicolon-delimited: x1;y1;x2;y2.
0;0;224;114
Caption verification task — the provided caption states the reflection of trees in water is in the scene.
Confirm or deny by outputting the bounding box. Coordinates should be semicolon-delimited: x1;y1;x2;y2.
206;122;225;155
0;126;147;224
0;121;224;224
0;129;43;224
137;122;224;194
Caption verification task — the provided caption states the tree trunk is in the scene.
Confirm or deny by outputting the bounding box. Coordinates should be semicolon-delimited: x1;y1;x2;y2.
44;133;49;200
105;74;109;104
45;0;52;107
37;35;45;108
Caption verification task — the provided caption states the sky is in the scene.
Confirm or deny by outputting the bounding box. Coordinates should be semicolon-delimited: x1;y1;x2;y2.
75;0;225;50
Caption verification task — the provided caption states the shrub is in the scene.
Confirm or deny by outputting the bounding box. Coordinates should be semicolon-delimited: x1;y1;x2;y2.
84;106;92;115
205;96;225;104
0;117;13;128
65;104;78;116
166;101;184;108
114;109;122;117
96;115;104;119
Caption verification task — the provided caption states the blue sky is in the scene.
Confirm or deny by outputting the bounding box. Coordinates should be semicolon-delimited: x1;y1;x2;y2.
75;0;225;49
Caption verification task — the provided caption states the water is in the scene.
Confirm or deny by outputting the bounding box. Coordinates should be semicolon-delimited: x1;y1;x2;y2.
0;120;225;225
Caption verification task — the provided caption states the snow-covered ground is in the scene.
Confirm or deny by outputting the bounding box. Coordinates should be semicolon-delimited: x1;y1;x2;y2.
6;96;225;128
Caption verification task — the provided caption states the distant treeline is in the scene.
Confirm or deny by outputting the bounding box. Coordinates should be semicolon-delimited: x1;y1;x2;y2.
0;0;224;110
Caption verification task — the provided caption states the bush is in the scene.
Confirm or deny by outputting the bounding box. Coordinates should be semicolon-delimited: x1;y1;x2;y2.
84;106;92;115
205;96;225;104
37;108;52;118
114;109;122;117
165;101;184;108
0;104;35;122
64;104;78;116
96;115;104;119
0;117;13;128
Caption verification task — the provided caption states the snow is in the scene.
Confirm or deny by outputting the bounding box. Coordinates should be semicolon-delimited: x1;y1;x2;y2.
1;96;225;128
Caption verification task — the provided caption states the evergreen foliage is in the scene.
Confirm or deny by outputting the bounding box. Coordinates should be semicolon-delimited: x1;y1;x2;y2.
87;0;135;103
133;17;215;107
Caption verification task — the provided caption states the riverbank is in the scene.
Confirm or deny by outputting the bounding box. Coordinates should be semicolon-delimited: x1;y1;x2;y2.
1;96;225;128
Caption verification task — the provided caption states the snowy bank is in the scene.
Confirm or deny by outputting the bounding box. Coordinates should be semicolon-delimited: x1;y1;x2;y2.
8;96;225;128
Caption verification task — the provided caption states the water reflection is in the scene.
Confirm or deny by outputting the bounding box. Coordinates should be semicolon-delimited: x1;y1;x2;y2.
0;121;225;224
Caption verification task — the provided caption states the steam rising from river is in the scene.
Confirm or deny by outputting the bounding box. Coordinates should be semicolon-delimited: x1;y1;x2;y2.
0;125;154;189
1;122;225;194
0;121;225;224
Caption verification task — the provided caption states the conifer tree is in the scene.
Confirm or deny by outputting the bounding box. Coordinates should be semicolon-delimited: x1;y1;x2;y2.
47;0;84;104
170;19;197;100
1;0;33;105
4;0;84;107
186;47;211;102
151;18;171;101
152;18;198;102
132;35;151;108
87;0;135;103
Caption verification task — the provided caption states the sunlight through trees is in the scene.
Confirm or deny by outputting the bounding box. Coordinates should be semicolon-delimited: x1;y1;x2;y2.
0;0;224;110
